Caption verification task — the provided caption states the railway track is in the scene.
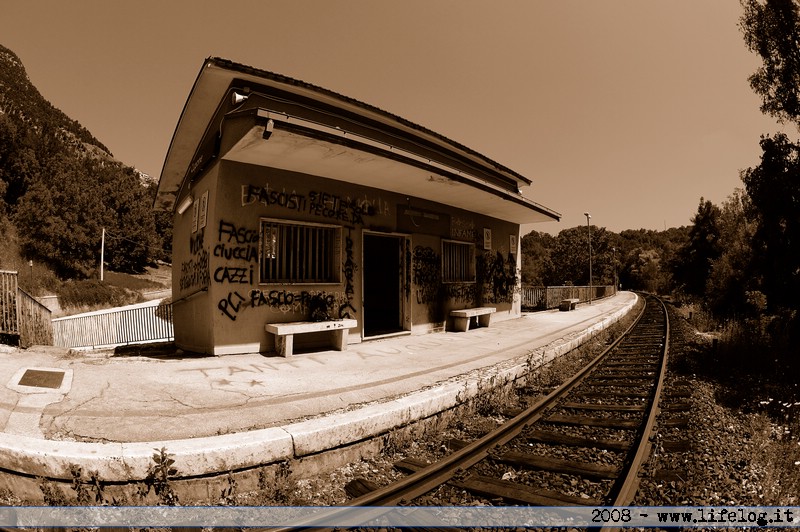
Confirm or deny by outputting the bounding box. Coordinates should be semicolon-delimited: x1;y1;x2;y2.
271;293;669;530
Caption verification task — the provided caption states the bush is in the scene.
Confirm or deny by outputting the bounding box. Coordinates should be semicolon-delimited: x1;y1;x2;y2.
717;311;798;378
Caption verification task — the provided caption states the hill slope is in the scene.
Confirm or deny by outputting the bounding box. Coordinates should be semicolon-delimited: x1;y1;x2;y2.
0;44;170;283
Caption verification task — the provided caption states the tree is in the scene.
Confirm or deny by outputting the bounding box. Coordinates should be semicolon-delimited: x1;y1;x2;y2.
704;189;758;316
14;155;159;277
546;225;613;286
520;230;554;284
14;155;104;278
673;198;722;298
741;134;800;310
741;0;800;127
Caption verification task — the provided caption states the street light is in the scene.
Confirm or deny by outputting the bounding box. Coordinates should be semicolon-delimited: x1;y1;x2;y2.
612;246;618;294
584;212;592;304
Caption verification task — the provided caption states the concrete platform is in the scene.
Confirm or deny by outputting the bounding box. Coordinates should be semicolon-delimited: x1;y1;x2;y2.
0;292;637;483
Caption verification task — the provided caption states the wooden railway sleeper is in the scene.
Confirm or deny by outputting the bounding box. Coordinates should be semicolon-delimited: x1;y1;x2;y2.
545;413;641;429
493;450;620;481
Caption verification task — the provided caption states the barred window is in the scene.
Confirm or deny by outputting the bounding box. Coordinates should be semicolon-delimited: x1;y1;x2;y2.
260;219;341;284
442;239;475;283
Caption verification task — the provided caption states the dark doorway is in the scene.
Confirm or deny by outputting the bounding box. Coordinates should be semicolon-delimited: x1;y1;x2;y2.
363;233;403;337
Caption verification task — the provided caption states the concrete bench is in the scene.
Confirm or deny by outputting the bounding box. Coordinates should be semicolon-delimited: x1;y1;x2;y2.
559;298;580;311
265;319;357;357
450;307;496;332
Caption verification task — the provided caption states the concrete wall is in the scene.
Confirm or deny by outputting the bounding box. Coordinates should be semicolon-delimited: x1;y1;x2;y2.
172;160;523;355
172;166;218;354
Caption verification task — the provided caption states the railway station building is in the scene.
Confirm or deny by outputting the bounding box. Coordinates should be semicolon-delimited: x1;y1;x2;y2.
156;57;560;356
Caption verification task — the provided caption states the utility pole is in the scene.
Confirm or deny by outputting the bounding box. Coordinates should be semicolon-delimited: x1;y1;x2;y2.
100;228;105;282
584;212;592;304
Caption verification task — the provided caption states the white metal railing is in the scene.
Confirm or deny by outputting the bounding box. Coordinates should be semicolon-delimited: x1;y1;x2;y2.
521;285;617;310
52;300;173;349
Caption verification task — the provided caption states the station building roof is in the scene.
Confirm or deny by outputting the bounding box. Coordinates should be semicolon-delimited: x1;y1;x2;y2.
156;57;560;224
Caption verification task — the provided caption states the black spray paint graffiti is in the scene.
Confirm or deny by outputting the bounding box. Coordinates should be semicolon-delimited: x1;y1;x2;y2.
213;221;258;286
250;289;346;314
241;184;306;212
219;288;348;321
308;191;375;225
405;241;412;301
218;291;246;321
213;265;253;284
179;228;209;292
445;283;476;304
214;220;259;262
413;246;441;305
477;251;520;304
412;245;478;317
214;220;260;319
412;245;447;322
241;183;384;225
339;230;357;319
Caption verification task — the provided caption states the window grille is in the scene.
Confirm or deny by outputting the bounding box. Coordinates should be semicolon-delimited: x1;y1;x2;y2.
442;240;475;283
260;219;341;284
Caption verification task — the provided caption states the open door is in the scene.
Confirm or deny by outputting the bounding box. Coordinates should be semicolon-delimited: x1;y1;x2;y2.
363;233;405;337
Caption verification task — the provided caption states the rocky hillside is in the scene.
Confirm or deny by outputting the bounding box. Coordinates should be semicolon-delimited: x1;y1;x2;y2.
0;45;109;156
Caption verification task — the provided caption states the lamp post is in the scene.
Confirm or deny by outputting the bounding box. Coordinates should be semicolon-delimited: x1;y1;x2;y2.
584;212;592;304
612;246;617;294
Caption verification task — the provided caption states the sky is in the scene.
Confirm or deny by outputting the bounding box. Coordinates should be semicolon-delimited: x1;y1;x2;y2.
0;1;789;235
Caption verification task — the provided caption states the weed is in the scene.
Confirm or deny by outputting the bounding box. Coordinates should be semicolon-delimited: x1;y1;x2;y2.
138;447;180;506
38;478;69;506
252;461;297;505
70;465;108;505
745;414;800;505
381;429;407;458
219;473;238;506
270;461;295;505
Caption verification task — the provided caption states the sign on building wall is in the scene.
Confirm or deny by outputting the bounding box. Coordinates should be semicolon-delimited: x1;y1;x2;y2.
191;190;209;233
198;190;209;230
192;200;198;233
510;234;518;255
483;228;492;250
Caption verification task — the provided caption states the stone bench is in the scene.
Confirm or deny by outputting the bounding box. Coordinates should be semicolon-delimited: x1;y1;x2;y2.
450;307;496;332
265;319;357;357
559;298;580;311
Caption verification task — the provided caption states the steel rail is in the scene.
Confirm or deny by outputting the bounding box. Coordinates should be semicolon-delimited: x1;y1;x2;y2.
264;295;651;531
607;294;670;507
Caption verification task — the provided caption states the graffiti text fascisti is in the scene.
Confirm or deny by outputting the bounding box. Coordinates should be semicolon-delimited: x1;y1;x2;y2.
242;184;306;211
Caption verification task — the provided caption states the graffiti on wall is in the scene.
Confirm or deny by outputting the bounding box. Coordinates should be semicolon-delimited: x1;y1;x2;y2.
212;220;258;287
339;229;357;319
211;218;357;321
218;291;246;321
477;251;520;304
445;283;476;304
241;185;305;212
251;289;348;314
451;216;477;241
179;228;210;292
241;183;388;225
412;246;441;305
218;288;349;321
213;219;260;320
214;220;259;262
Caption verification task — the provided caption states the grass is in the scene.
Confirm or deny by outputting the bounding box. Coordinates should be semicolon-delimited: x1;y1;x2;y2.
48;266;171;315
103;270;167;292
675;307;800;506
